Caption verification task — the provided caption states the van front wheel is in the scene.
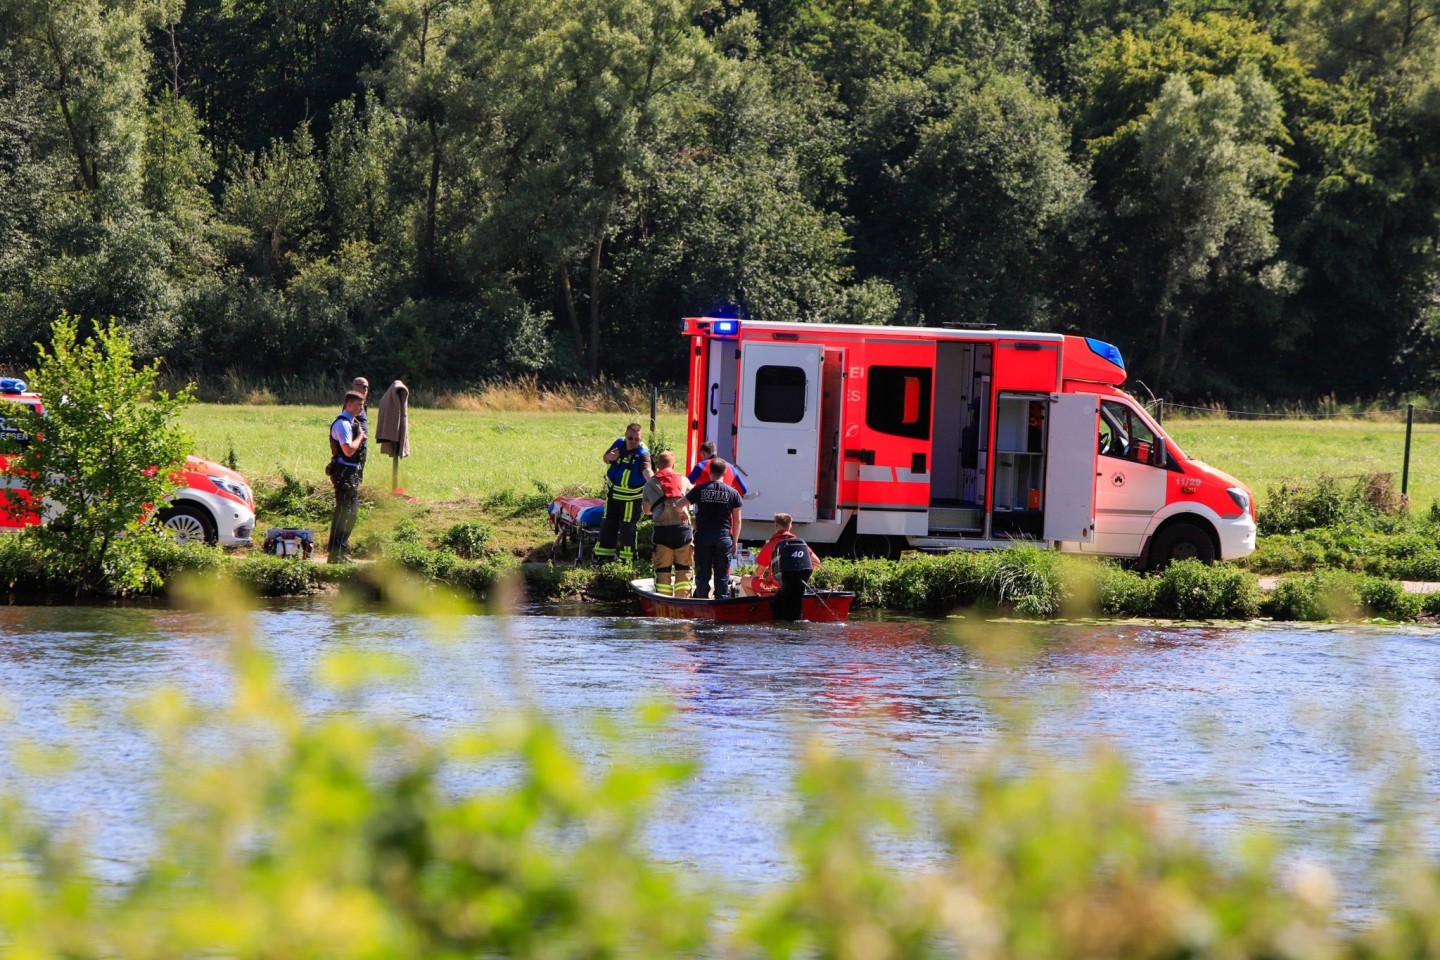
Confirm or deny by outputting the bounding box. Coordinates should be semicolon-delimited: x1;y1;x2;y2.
1147;522;1215;569
158;502;217;546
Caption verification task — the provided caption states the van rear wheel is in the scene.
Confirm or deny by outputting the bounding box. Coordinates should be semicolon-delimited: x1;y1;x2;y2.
158;502;217;546
1147;522;1215;569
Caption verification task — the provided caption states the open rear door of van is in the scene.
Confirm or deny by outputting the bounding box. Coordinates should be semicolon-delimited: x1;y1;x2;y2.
736;342;823;522
1043;393;1098;544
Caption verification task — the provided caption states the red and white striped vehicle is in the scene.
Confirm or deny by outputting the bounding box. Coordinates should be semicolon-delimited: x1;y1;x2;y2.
683;317;1256;566
0;380;256;546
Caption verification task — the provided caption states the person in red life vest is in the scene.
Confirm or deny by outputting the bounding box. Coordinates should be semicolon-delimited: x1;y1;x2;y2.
595;422;653;564
742;513;820;619
687;440;748;495
641;450;693;597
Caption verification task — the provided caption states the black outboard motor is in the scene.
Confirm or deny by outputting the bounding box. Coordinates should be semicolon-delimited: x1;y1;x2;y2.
773;537;814;621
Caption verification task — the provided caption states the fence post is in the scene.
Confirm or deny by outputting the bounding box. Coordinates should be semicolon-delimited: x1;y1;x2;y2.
649;386;658;435
1157;398;1164;426
1402;403;1414;497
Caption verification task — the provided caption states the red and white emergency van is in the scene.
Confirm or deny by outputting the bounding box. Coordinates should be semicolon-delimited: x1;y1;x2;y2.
683;318;1256;566
0;381;256;546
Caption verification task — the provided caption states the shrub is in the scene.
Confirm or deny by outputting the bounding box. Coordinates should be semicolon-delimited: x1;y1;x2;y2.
255;468;331;522
1259;473;1400;536
229;554;320;596
440;521;492;558
390;542;516;597
1151;560;1262;620
981;547;1067;617
1090;563;1157;617
0;315;192;594
1264;570;1420;621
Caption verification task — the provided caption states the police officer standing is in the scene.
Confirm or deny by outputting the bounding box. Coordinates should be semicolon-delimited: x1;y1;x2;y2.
327;391;366;563
594;422;653;564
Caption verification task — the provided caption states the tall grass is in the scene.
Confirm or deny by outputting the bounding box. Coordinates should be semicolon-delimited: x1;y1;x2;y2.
168;372;685;413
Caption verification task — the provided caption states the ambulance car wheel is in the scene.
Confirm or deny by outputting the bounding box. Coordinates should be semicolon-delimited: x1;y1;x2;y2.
1147;522;1215;569
853;534;903;561
158;502;217;546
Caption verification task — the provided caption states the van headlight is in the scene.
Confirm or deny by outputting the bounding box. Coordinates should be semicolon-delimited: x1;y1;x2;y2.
210;475;252;506
1225;487;1250;518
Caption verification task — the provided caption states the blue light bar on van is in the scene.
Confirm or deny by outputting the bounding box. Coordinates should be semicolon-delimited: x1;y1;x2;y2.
711;319;740;337
0;378;26;394
1085;338;1125;370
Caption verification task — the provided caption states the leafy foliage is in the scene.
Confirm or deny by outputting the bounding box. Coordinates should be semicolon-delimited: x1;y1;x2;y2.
2;0;1440;399
0;315;193;593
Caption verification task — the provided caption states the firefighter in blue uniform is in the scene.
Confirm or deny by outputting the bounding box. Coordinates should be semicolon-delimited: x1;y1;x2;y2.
594;422;653;564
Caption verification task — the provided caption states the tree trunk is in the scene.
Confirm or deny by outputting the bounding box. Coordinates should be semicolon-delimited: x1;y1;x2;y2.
587;232;604;381
423;115;441;287
557;262;586;365
46;20;98;194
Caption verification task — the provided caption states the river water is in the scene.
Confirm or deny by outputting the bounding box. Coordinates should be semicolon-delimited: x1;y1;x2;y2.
0;601;1437;911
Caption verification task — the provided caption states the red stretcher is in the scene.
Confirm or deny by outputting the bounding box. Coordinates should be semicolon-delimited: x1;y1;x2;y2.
548;495;605;562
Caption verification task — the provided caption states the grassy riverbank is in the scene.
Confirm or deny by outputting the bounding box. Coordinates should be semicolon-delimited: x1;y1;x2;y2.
7;405;1440;620
186;404;1440;513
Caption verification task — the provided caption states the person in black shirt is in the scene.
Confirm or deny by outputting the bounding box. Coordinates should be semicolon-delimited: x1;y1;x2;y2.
685;457;743;599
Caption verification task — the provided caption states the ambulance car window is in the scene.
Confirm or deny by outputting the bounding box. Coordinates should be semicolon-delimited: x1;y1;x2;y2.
754;365;807;423
0;408;29;448
866;366;933;440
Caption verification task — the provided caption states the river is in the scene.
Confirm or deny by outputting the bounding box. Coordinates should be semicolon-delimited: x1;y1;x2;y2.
0;601;1436;912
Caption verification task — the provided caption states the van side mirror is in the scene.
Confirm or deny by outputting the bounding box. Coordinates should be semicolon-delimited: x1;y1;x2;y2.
1152;441;1168;468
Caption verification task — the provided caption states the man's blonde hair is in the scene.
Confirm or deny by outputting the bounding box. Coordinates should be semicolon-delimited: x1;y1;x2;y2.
656;450;675;469
773;513;793;530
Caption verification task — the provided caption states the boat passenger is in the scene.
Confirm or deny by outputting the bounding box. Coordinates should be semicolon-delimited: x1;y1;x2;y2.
686;458;743;599
745;513;820;620
642;450;693;597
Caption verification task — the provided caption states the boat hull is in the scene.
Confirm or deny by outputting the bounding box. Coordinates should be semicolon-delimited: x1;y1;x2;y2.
631;579;853;623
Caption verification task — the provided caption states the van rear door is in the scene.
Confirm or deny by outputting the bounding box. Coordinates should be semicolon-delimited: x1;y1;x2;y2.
1043;393;1098;543
736;342;823;523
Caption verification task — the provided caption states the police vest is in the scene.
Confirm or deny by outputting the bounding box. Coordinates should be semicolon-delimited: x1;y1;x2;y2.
775;537;814;575
330;411;361;468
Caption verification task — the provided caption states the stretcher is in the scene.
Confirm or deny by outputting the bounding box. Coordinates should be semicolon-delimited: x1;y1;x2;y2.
548;495;605;562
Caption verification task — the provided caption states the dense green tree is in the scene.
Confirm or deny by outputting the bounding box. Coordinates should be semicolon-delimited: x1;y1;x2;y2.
851;69;1087;327
170;0;383;171
221;123;325;284
452;0;723;380
0;314;192;594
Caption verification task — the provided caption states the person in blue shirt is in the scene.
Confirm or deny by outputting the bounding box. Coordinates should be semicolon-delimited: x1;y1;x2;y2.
594;422;653;564
326;391;367;563
685;458;743;598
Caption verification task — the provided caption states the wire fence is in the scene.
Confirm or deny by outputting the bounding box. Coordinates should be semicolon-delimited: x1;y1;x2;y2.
1151;401;1438;506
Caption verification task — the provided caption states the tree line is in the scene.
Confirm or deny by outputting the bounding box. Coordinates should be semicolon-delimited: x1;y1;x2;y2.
2;0;1438;402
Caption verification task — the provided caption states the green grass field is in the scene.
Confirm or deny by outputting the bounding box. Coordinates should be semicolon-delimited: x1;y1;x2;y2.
180;405;1440;550
1165;417;1440;508
181;405;691;503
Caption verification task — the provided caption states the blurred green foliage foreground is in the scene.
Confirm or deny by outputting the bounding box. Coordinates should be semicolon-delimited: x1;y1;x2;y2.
2;575;1438;959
